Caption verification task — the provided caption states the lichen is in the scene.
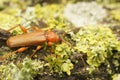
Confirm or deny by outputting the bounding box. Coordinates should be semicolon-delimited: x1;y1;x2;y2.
64;2;107;27
0;58;45;80
111;9;120;22
70;26;120;68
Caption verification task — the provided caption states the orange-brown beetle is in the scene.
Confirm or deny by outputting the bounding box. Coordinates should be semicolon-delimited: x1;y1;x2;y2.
0;25;60;60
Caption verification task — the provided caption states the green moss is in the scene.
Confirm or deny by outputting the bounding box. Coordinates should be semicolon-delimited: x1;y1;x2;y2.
45;43;73;75
111;9;120;22
34;4;68;30
0;12;23;35
0;12;21;30
0;58;45;80
70;26;120;68
34;4;64;19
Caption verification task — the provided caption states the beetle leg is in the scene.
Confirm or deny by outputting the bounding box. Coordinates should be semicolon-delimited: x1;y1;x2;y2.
29;45;42;58
14;47;29;53
7;24;28;33
48;41;53;46
32;26;46;33
32;26;41;31
19;26;28;33
7;24;20;31
0;47;28;60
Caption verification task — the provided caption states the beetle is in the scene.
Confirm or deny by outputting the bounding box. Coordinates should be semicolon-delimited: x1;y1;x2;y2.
0;25;61;60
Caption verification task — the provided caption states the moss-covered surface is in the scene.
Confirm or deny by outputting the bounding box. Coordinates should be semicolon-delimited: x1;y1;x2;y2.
0;0;120;80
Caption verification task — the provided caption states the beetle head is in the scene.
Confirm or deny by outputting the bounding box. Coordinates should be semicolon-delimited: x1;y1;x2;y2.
46;30;60;43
